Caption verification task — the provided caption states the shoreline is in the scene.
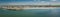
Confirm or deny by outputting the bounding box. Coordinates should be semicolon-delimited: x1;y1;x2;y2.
2;7;58;9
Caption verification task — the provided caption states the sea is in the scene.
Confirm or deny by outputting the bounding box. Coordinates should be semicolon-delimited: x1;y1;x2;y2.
0;8;60;17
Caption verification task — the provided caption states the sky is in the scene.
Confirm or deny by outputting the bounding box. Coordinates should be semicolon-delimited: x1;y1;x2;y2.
0;0;60;5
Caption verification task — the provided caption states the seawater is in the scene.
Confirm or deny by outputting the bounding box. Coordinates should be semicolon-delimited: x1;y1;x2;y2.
0;9;59;17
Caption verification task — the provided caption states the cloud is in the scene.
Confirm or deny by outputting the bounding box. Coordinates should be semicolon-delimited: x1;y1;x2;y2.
6;2;50;5
51;0;56;1
0;1;60;5
51;2;60;5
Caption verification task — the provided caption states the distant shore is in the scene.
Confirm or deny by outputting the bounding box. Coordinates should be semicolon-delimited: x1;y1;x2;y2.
0;5;60;10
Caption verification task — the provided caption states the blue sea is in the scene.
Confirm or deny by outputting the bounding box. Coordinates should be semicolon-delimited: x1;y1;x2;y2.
0;9;60;17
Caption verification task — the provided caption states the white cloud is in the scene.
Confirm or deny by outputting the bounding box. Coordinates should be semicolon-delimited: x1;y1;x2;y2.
34;0;37;1
51;0;56;1
41;1;45;3
7;2;49;5
0;1;60;5
51;2;60;5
